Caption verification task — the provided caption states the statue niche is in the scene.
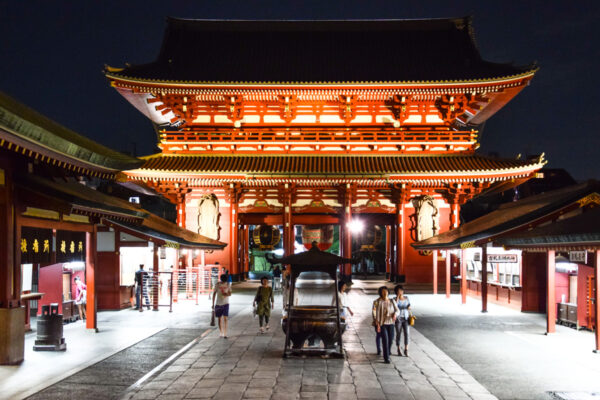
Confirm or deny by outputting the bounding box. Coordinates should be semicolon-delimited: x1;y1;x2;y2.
197;194;221;240
409;195;439;243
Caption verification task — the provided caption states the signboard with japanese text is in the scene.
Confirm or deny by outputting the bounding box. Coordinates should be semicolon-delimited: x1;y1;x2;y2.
487;254;518;263
569;251;587;263
20;227;52;264
56;230;86;263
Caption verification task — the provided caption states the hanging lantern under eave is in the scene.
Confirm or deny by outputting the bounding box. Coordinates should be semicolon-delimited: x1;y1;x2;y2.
252;225;281;250
302;225;334;251
359;225;383;252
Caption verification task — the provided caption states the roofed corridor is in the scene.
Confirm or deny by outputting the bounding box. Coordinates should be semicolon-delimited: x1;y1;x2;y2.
2;278;597;400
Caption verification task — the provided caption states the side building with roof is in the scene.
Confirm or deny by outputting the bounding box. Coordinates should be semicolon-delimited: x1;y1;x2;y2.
0;91;225;365
105;17;545;283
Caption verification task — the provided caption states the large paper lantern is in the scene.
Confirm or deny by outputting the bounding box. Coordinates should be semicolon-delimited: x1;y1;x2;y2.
252;225;281;250
360;225;382;251
302;225;334;251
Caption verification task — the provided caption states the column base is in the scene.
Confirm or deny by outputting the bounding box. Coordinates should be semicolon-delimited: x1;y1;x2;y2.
0;307;25;365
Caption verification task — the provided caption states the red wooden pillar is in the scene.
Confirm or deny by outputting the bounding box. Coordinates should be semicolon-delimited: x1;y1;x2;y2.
343;186;353;276
385;225;391;278
445;251;451;298
283;185;293;256
0;163;25;365
481;245;488;313
85;226;98;331
546;250;556;334
396;204;405;281
152;243;159;311
432;250;438;294
177;195;186;228
594;250;600;352
229;187;239;277
461;248;467;304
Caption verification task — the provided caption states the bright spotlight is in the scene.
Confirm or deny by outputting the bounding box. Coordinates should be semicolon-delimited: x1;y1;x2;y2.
347;219;364;234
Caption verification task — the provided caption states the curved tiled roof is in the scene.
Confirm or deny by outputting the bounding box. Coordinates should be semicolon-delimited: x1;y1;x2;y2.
412;180;600;250
0;91;142;172
133;153;543;177
106;17;536;85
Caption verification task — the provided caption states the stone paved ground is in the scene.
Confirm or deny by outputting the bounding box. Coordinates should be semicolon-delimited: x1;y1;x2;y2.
124;284;497;400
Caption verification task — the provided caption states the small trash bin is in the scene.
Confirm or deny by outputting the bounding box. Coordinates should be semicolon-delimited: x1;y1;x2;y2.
33;303;66;351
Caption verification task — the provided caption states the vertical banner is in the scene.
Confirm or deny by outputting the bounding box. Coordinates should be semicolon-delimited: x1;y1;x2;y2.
56;230;86;263
20;227;52;264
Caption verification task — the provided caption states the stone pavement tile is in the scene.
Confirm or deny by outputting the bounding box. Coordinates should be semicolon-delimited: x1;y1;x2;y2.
356;388;386;399
300;392;328;399
301;384;329;392
448;373;478;384
254;370;279;378
212;391;243;400
456;382;491;394
132;389;164;400
248;377;276;388
428;377;456;387
327;372;353;383
166;365;191;373
274;383;302;393
185;386;219;398
227;374;253;383
156;371;185;381
380;383;409;394
271;393;300;400
231;367;257;375
328;383;356;393
243;387;274;398
328;393;358;400
468;394;498;400
218;382;249;392
156;394;186;400
437;394;470;400
353;379;383;389
408;388;443;400
144;380;173;390
406;380;433;391
162;383;195;395
195;378;226;387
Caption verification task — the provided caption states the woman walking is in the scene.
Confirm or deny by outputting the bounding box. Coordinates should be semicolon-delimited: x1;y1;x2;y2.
254;277;274;333
372;286;399;363
74;276;87;321
394;285;411;356
212;274;232;338
332;280;354;319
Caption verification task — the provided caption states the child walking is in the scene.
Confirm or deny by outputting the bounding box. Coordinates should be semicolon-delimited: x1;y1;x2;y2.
254;277;274;333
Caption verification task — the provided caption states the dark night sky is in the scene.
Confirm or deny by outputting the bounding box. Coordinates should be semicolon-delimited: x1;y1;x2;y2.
1;1;599;180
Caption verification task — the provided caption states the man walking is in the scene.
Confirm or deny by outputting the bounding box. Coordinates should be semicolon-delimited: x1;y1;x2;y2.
135;264;151;311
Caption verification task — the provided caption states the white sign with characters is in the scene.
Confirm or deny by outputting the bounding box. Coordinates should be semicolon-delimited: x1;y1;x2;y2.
569;251;587;263
487;254;518;263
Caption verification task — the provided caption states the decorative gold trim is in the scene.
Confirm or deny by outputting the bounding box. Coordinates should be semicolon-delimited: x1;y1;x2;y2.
22;207;60;220
577;193;600;207
62;214;90;224
460;241;476;249
106;69;538;88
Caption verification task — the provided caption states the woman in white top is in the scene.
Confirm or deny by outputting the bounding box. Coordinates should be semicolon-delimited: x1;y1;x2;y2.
332;281;354;319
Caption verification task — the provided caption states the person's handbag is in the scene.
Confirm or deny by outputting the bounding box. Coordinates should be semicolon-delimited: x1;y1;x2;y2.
408;313;416;326
210;310;216;326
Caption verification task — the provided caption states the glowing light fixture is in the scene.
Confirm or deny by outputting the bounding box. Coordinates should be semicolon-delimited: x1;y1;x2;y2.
347;219;364;234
